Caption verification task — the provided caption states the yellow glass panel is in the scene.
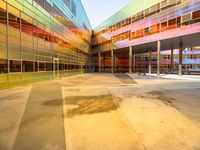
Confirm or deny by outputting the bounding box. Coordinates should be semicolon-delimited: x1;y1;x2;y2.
0;33;6;41
0;74;8;83
22;73;34;80
21;40;33;48
7;0;23;10
0;25;6;34
21;33;33;41
0;1;6;10
9;73;21;81
8;53;21;59
21;13;32;24
8;36;20;44
8;5;20;17
8;27;20;37
0;51;7;58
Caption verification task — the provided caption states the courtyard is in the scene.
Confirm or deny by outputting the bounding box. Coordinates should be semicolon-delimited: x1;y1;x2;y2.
0;73;200;150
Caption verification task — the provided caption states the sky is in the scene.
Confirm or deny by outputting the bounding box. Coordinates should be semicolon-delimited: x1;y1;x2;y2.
81;0;132;28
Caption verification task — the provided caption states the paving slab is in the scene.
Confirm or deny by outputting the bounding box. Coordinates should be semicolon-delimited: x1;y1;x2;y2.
13;81;65;150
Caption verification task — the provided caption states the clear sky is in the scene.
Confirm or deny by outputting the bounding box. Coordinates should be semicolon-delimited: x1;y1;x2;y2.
81;0;132;28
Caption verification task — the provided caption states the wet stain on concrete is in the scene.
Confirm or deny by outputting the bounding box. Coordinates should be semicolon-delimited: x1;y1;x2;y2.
147;90;175;106
135;90;178;109
65;95;120;117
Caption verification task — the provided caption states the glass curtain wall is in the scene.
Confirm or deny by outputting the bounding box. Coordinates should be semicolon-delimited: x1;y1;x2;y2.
0;0;92;88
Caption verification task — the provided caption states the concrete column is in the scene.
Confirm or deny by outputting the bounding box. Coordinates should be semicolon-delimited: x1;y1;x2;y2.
157;41;161;77
103;54;106;71
179;42;183;76
114;53;117;72
133;53;136;72
129;46;133;73
171;49;174;73
98;52;101;72
149;50;152;74
111;50;114;73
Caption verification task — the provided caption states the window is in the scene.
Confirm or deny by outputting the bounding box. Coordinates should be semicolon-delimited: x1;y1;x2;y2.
21;13;34;35
168;0;177;6
182;13;191;22
131;32;135;39
131;15;136;23
144;8;149;16
136;12;144;20
168;18;176;26
64;64;68;70
8;13;20;29
44;1;51;13
161;21;167;28
0;7;7;25
59;64;65;70
150;24;160;33
112;24;117;31
144;27;150;34
63;0;71;9
161;0;168;9
35;62;38;72
10;60;21;72
36;0;45;8
46;63;53;71
22;61;34;72
157;3;161;12
21;19;34;35
0;59;8;73
150;4;157;14
39;62;45;71
177;17;181;24
71;1;76;16
135;29;143;38
193;10;200;20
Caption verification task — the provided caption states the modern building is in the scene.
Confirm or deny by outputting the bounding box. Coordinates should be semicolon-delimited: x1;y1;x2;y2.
92;0;200;75
0;0;92;88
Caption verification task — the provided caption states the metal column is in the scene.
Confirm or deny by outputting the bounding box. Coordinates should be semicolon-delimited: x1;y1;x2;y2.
129;46;133;73
98;52;101;73
111;50;114;73
157;41;161;77
179;42;183;76
171;49;174;73
149;50;152;74
133;53;136;73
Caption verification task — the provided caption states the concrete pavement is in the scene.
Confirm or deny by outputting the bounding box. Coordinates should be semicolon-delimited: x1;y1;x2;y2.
0;73;200;150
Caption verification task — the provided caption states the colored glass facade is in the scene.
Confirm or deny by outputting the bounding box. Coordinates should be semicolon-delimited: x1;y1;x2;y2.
0;0;92;88
92;0;200;73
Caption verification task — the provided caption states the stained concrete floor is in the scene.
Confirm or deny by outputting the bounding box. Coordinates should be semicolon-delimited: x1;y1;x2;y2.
0;73;200;150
